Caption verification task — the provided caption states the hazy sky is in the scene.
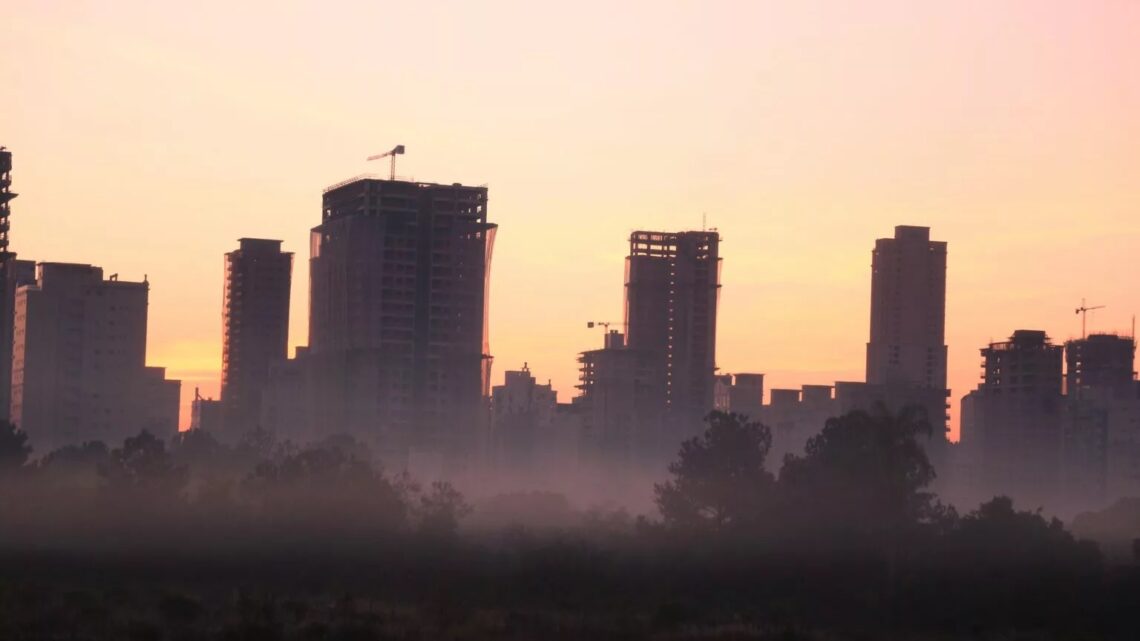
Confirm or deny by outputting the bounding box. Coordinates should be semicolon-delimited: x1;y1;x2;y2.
3;1;1139;438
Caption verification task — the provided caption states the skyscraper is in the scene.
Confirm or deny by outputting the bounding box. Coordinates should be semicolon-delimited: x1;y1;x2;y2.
624;230;720;434
960;330;1065;507
866;225;947;391
11;263;180;451
1065;333;1136;397
280;176;496;462
0;148;35;421
220;238;292;435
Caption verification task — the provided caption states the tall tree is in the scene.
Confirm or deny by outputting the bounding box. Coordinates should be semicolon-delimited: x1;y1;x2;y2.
655;411;775;534
779;404;937;542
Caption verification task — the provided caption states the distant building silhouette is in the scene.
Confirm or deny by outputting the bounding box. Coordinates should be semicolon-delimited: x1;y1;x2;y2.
1066;333;1136;397
1062;333;1139;507
625;230;721;439
960;330;1065;507
220;238;292;436
0;149;34;421
266;176;496;467
10;263;180;451
490;364;557;470
866;225;947;391
190;387;223;432
575;330;665;468
713;373;764;420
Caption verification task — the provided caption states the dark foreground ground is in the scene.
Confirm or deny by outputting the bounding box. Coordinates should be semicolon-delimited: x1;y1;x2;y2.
3;542;1139;641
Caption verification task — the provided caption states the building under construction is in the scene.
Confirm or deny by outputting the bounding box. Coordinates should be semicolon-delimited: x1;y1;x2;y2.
0;148;35;421
220;238;293;436
624;230;721;435
265;172;496;468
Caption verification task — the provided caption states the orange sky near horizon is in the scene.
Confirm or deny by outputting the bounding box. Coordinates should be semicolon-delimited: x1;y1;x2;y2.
3;1;1139;441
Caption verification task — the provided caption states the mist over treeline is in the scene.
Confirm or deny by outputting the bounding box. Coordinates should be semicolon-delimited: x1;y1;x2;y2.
2;409;1140;640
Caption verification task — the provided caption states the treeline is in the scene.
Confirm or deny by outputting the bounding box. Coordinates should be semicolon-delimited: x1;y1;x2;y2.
0;410;1138;640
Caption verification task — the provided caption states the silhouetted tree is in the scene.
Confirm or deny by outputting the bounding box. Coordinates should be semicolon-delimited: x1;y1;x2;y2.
170;428;225;466
34;441;110;492
655;411;775;534
99;430;187;497
779;405;937;544
418;481;473;538
0;420;31;474
246;437;412;533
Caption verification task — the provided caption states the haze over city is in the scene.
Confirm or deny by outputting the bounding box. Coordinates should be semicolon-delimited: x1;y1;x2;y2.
5;1;1139;438
4;3;1140;639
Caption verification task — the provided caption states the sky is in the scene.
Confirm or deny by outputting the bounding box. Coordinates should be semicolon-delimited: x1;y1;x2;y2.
3;0;1139;439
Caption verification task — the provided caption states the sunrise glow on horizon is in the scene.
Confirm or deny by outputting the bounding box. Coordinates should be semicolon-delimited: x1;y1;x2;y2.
4;1;1139;439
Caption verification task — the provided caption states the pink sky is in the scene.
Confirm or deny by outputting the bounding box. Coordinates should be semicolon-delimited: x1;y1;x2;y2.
3;1;1139;439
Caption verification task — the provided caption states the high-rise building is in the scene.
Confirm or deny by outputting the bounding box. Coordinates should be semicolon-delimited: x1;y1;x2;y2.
959;330;1065;508
1061;333;1138;507
866;225;947;391
10;263;180;451
1065;333;1136;397
220;238;292;435
267;176;496;464
575;329;666;468
0;148;35;421
0;260;34;421
624;230;720;433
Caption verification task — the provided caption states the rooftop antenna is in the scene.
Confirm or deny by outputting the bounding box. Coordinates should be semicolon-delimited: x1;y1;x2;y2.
1075;298;1106;339
366;144;406;180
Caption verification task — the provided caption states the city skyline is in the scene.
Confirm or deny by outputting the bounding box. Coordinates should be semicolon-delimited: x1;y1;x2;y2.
4;1;1139;440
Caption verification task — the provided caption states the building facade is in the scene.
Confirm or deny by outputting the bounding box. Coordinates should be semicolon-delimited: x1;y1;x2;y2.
624;230;721;438
490;364;557;470
0;149;35;421
575;330;666;469
959;330;1065;508
10;263;180;451
266;176;496;467
220;238;292;436
866;225;948;392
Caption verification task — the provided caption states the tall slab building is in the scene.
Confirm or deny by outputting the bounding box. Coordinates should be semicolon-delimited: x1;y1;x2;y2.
220;238;292;436
265;176;496;465
866;225;948;391
11;263;180;451
624;230;721;440
0;148;35;421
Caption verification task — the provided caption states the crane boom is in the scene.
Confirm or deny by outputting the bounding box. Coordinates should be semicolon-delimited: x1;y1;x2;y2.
1075;298;1106;339
366;144;406;180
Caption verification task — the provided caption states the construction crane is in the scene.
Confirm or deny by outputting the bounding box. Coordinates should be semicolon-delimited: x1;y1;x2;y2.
366;144;405;180
1075;298;1106;339
587;320;623;348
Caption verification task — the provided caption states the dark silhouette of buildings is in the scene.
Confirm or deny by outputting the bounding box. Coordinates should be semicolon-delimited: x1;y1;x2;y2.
1066;333;1136;397
490;364;557;470
1061;334;1139;507
624;230;721;436
575;329;666;467
191;387;223;431
571;230;720;470
0;149;36;422
713;373;765;420
866;225;947;391
220;238;292;436
265;176;496;468
960;330;1065;507
10;263;180;451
